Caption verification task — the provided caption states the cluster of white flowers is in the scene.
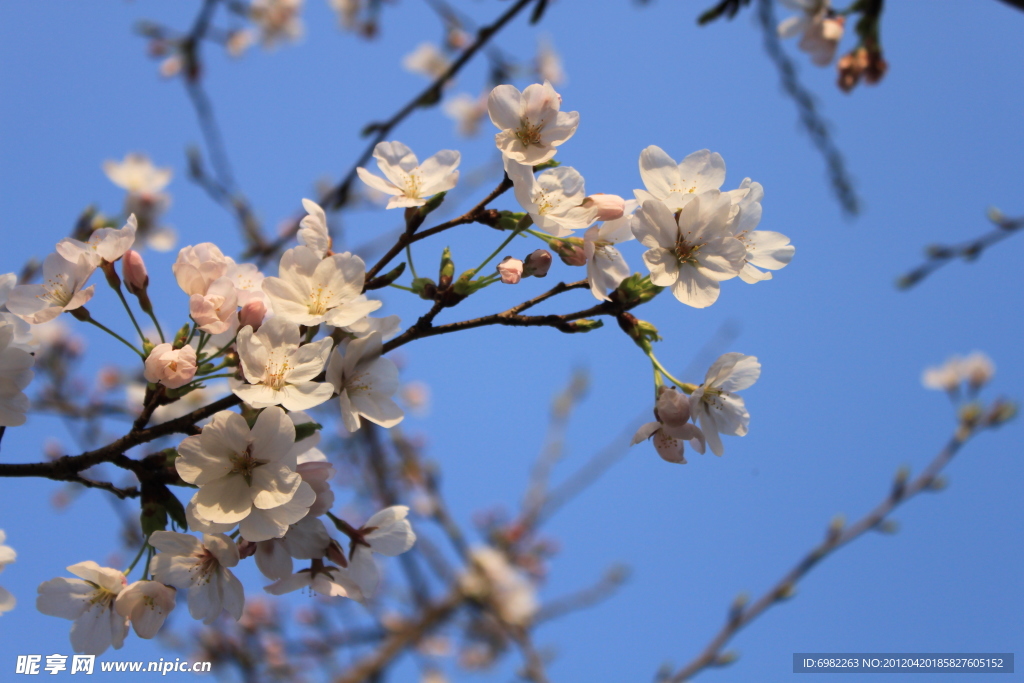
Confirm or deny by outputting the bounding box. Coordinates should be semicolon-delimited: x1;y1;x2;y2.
460;546;539;627
0;530;15;615
103;154;175;251
922;351;995;394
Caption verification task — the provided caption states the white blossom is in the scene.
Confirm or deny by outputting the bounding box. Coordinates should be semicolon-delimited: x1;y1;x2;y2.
356;141;460;210
254;515;331;580
346;506;416;598
343;313;402;342
402;43;451;80
689;353;761;457
488;81;578;165
631;388;706;464
148;531;244;625
506;161;595;236
632;196;746;308
922;356;962;392
0;273;34;353
225;261;269;309
635;146;726;211
36;561;128;655
56;215;137;267
584;200;636;301
234;317;335;411
175;407;306;537
0;529;15;615
298;198;331;259
536;37;566;86
262;246;381;327
6;253;95;325
326;331;403;432
961;352;995;389
114;581;176;639
778;0;844;67
725;179;795;283
264;559;362;599
0;322;33;427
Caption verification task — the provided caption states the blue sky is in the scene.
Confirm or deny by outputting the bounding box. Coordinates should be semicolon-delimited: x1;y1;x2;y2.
0;1;1022;681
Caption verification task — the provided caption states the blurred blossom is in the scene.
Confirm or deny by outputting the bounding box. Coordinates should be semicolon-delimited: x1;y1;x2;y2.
777;0;844;66
103;154;175;250
226;29;254;57
400;380;431;416
461;546;538;627
402;43;451;80
97;366;121;391
922;352;995;393
249;0;304;49
443;93;488;137
536;36;566;85
0;322;34;427
125;380;229;425
0;529;16;615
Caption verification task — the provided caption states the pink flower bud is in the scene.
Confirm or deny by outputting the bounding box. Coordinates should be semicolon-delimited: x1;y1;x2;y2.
655;387;691;428
523;249;552;278
143;343;197;389
188;277;237;334
583;193;626;222
551;237;587;266
122;249;149;295
239;299;268;332
496;256;524;284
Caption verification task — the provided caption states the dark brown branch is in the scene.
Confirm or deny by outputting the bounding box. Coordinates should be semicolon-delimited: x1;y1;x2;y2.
0;394;240;483
667;417;997;681
897;213;1023;289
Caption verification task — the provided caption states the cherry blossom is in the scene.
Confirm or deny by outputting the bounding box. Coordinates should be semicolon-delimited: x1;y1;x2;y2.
635;146;726;211
36;561;128;655
175;407;306;534
0;529;15;614
254;515;332;580
488;81;578;165
631;387;706;464
444;93;488;137
189;276;238;334
143;343;197;390
346;506;417;598
689;353;761;457
632;196;745;308
497;257;524;284
536;37;566;86
506;161;596;236
173;243;232;297
325;331;403;432
922;356;962;392
148;531;245;625
778;0;845;67
262;246;381;328
584;200;637;301
250;0;304;49
523;249;552;278
6;253;96;325
122;250;148;294
114;581;176;639
725;179;795;283
264;559;362;599
234;317;335;411
298;198;331;259
356;141;460;210
0;322;33;427
56;215;137;267
0;273;34;352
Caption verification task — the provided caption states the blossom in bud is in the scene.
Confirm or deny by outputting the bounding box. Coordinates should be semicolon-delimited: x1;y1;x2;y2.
583;194;626;222
547;237;585;266
632;387;706;464
114;581;176;639
173;243;231;296
122;249;148;295
144;343;198;389
189;277;238;335
496;257;524;284
523;249;552;278
239;299;267;332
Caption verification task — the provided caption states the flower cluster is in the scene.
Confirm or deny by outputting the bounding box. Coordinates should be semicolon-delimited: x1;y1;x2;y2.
0;529;15;615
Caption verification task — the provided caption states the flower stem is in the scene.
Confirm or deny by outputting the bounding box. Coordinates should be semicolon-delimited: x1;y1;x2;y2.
648;352;697;393
114;288;147;345
80;313;146;360
405;243;419;279
124;538;150;576
146;310;166;344
389;283;416;293
470;216;532;278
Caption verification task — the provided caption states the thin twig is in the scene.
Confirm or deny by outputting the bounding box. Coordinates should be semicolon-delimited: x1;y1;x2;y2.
897;213;1024;289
